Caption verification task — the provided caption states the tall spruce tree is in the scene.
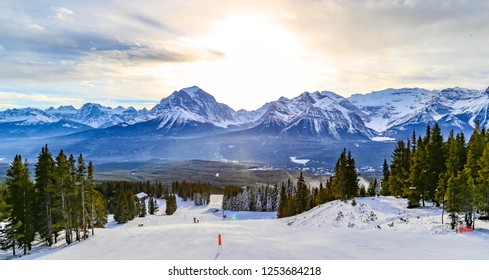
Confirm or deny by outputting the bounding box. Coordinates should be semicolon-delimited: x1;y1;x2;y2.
345;151;359;198
34;145;57;246
76;154;88;239
381;158;390;195
368;179;378;197
438;131;466;225
407;137;426;208
295;172;309;213
277;184;288;218
165;194;177;215
114;189;129;224
68;154;81;241
387;140;410;197
461;122;485;227
426;123;446;205
55;150;73;244
477;142;489;217
2;155;35;255
331;149;359;200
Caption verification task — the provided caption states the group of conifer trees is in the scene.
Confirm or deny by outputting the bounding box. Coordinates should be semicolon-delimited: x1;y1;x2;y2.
381;122;489;229
222;185;279;212
219;149;361;218
165;194;177;215
173;181;222;205
109;182;178;223
277;149;360;218
97;180;167;214
0;145;106;256
113;188;140;223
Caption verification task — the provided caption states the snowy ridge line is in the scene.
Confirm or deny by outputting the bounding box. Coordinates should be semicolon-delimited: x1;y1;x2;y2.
2;85;489;140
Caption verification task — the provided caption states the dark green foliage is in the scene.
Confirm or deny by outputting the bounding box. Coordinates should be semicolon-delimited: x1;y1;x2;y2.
380;159;390;196
295;172;309;213
277;184;287;218
222;185;278;212
148;196;159;215
277;151;359;218
1;147;106;255
330;149;359;200
165;194;177;215
426;123;446;205
34;145;57;246
114;189;129;224
381;122;489;229
97;180;168;214
387;140;410;197
367;179;378;197
173;181;222;205
1;155;35;256
126;189;137;221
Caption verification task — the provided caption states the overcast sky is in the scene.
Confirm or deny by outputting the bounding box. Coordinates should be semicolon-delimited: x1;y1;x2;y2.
1;0;488;111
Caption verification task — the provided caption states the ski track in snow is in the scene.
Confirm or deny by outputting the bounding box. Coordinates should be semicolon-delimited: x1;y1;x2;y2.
6;195;489;260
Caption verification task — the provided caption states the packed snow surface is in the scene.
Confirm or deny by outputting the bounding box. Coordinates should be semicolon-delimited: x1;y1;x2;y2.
10;195;489;260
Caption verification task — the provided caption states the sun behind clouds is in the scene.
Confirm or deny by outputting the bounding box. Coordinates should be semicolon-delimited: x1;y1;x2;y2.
187;14;328;110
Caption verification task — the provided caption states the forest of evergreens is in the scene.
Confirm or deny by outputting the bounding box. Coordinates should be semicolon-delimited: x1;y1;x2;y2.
3;122;489;256
381;122;489;229
0;145;105;256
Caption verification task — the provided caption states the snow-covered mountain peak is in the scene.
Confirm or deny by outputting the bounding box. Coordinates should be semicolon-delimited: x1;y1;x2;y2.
0;108;58;124
150;86;238;128
180;85;210;99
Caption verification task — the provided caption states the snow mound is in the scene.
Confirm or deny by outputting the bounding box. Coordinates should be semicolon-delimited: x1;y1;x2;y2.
285;196;451;233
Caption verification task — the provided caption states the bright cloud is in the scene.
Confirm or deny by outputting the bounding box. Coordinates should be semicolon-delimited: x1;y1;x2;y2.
0;0;488;111
54;7;74;20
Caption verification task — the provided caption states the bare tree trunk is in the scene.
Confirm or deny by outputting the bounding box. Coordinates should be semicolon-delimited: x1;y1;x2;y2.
45;192;53;246
81;184;86;239
91;199;95;236
61;190;71;244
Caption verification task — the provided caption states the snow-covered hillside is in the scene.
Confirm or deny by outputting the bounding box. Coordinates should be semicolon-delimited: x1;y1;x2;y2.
8;195;489;260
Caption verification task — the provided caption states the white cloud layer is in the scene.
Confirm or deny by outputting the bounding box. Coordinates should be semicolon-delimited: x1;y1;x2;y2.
0;0;488;110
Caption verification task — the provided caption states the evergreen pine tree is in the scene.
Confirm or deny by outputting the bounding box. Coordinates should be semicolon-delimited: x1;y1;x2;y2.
295;172;309;213
438;131;466;225
68;154;81;241
148;195;155;215
477;142;489;217
345;151;359;199
140;198;147;217
426;123;446;205
126;189;137;220
165;194;177;215
407;137;425;208
388;140;410;197
277;184;287;218
34;145;57;246
380;158;390;196
367;179;378;196
114;189;128;224
55;150;73;244
76;154;88;239
461;122;484;227
2;155;35;255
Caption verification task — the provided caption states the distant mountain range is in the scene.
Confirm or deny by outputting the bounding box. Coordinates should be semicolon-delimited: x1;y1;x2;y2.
1;85;488;168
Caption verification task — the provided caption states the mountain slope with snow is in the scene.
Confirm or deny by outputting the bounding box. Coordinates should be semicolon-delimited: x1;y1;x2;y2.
243;91;375;140
150;86;239;129
8;195;489;260
349;87;489;138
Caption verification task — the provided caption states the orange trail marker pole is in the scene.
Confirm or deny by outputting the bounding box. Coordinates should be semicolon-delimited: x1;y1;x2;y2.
218;234;222;252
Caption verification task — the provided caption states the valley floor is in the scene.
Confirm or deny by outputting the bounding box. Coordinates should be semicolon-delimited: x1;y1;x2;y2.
11;195;489;260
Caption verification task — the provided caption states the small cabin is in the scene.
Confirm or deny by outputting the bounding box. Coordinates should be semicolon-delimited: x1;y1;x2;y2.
135;192;148;201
